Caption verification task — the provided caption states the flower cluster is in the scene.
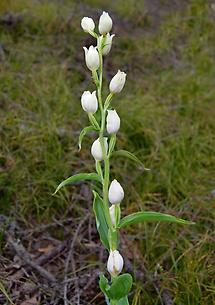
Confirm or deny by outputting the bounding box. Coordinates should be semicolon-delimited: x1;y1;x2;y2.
81;11;126;277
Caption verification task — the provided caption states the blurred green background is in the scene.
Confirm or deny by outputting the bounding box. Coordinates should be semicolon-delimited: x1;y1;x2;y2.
0;0;214;304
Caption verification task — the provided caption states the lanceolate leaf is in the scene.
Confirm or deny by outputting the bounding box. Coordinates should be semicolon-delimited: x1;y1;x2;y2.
107;273;133;300
119;211;195;228
54;173;101;194
93;191;109;250
112;150;149;169
78;126;95;151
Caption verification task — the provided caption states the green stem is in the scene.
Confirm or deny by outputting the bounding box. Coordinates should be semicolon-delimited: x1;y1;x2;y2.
96;35;114;237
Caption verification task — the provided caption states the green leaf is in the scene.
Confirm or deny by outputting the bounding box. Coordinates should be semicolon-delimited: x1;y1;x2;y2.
99;274;110;295
119;211;195;228
108;134;116;157
78;126;95;150
93;191;109;250
54;173;101;194
112;150;149;170
88;113;100;130
95;161;103;179
92;69;99;86
107;273;133;300
104;92;113;109
117;296;129;305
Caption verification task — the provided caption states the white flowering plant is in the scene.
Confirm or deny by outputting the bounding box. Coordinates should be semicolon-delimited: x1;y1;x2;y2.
54;11;194;305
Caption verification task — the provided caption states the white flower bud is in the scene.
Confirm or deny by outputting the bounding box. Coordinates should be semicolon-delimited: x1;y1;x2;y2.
81;17;95;33
109;70;126;94
109;205;116;226
107;250;124;277
108;179;124;204
83;46;99;71
102;33;115;56
99;11;113;35
91;138;108;161
81;91;98;113
106;109;120;134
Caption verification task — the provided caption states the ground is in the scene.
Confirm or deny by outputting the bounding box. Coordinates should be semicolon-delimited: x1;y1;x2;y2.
0;0;214;304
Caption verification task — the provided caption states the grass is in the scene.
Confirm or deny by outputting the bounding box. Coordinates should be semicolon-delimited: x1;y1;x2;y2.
0;0;214;304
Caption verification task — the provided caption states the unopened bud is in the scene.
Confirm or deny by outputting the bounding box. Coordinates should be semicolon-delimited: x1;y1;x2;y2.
109;70;126;94
81;17;95;33
81;91;98;113
83;46;99;71
99;11;113;35
108;179;124;204
107;250;124;276
106;109;120;134
91;138;108;161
